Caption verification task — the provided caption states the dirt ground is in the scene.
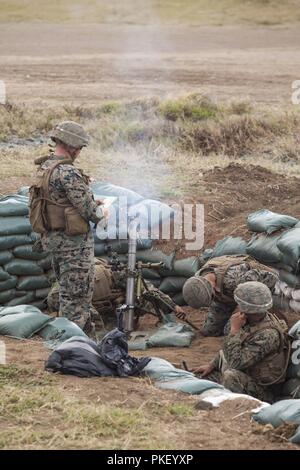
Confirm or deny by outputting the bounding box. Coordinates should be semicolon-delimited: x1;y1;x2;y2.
1;24;300;104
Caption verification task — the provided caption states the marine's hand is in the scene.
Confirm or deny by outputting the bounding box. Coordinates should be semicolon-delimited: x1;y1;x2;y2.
230;311;246;334
174;306;186;320
190;363;214;377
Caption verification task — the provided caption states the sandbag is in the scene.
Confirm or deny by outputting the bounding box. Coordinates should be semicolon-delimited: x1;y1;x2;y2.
0;195;29;217
159;277;187;295
30;300;47;310
287;321;300;379
282;378;300;398
5;259;43;276
143;357;223;395
39;317;87;349
0;251;13;266
149;279;161;288
160;257;200;277
211;236;247;258
0;233;37;250
279;270;300;288
171;293;186;306
17;275;50;291
252;399;300;443
128;199;175;235
272;295;291;313
247;209;298;234
290;300;300;314
277;228;300;273
37;256;53;271
13;245;48;261
246;235;282;264
35;287;51;299
0;276;18;292
0;289;16;304
146;323;195;348
94;242;107;256
0;268;10;282
0;216;32;236
136;250;175;271
91;182;143;206
0;305;51;338
5;292;35;306
292;290;300;302
142;268;161;280
18;186;30;196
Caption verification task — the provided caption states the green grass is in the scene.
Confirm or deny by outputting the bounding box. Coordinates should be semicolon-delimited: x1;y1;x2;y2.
0;0;300;25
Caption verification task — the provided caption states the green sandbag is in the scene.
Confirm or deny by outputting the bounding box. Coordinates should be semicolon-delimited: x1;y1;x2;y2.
246;235;282;264
90;182;143;206
159;257;200;277
211;236;247;258
171;293;186;306
38;317;87;349
252;400;300;444
17;275;50;291
0;268;10;282
35;288;51;299
282;379;300;398
0;305;51;338
5;259;43;276
136;250;175;271
279;270;300;288
159;277;187;295
0;289;16;304
30;300;47;310
142;268;161;280
18;186;30;196
0;195;29;217
247;209;298;234
146;323;195;348
5;292;35;306
15;290;28;297
37;256;53;270
277;228;300;273
0;251;13;266
13;245;48;261
0;276;18;292
94;243;106;256
0;216;32;236
143;358;223;395
272;295;291;313
149;279;161;288
0;233;37;250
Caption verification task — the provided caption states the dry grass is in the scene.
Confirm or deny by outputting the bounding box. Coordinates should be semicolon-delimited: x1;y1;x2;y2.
0;0;299;25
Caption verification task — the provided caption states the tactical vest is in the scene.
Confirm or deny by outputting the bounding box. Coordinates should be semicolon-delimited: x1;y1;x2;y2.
92;259;124;314
29;158;89;236
199;255;276;304
243;313;291;386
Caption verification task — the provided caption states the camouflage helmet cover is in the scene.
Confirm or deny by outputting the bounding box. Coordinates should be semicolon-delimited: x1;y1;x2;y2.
50;121;89;148
234;281;273;314
182;276;214;309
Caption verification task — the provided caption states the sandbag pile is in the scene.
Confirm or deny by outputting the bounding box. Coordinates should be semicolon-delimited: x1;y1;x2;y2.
0;195;52;309
281;321;300;399
201;209;300;314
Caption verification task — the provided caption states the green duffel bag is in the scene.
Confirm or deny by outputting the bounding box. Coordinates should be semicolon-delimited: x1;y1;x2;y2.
0;234;36;250
5;259;43;276
5;292;36;306
38;317;87;349
277;228;300;273
0;267;10;282
13;245;48;261
159;277;187;295
0;305;51;338
37;256;53;271
17;275;50;291
0;289;16;304
0;276;18;292
35;288;51;299
0;216;32;236
247;209;298;234
0;195;29;217
246;235;283;264
136;250;175;271
171;293;186;306
0;251;13;266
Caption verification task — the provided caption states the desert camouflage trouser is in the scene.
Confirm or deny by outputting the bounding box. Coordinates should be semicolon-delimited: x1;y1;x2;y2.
205;369;274;403
202;301;235;337
42;230;101;336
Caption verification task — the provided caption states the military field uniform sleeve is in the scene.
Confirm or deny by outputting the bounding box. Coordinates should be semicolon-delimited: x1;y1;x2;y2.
223;328;281;371
57;165;101;224
240;269;279;290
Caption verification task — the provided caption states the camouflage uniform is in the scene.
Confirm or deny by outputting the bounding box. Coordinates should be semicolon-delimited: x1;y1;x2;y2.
40;154;101;334
205;314;285;402
202;263;278;336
